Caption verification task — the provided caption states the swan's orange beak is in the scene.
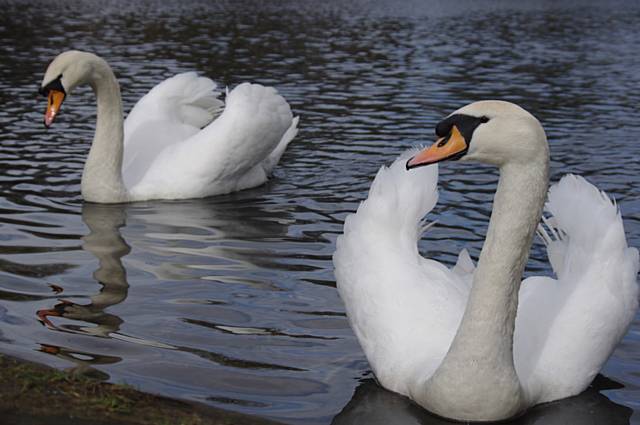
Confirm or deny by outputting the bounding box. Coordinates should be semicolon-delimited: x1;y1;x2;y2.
39;344;61;355
36;300;71;329
44;89;65;128
406;126;468;169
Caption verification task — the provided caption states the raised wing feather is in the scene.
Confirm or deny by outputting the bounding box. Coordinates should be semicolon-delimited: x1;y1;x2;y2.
128;82;295;201
334;151;470;396
515;175;639;404
122;72;223;188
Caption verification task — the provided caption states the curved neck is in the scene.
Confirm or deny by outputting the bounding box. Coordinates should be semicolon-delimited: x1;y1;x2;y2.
417;157;549;420
455;161;549;360
81;58;128;203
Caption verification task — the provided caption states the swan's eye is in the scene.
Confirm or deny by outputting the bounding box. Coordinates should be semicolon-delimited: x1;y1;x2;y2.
435;114;487;144
437;134;451;147
39;74;64;97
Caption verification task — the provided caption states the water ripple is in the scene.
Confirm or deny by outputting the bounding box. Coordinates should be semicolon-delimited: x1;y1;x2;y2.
0;1;638;424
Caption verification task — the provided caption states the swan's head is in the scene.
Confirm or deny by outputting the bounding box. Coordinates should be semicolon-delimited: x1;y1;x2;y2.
407;101;548;169
39;50;103;127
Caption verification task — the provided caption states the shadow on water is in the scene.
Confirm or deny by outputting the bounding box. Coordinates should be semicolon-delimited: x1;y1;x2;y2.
332;376;632;425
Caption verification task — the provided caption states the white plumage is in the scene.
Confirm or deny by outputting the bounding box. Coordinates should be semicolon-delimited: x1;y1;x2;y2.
516;174;639;403
333;101;638;421
125;77;298;200
335;152;471;395
40;51;298;203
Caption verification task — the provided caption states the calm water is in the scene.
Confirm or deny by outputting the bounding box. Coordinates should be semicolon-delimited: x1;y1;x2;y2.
0;1;639;423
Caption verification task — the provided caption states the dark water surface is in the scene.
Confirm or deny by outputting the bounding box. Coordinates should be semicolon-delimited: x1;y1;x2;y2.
0;1;639;423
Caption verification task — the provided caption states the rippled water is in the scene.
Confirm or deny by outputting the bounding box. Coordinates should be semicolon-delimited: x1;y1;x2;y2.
0;1;639;424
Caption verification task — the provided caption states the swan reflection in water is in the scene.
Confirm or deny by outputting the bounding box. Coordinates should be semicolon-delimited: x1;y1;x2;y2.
34;196;294;375
37;203;131;339
35;203;140;376
332;376;632;425
36;203;176;373
38;343;121;379
36;195;292;336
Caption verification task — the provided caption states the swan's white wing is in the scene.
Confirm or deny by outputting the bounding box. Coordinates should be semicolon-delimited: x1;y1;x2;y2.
122;72;224;188
515;175;639;404
334;151;470;397
127;83;295;201
258;115;299;176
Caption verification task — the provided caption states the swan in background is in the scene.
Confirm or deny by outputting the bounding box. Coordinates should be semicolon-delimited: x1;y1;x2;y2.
333;101;639;421
39;50;299;203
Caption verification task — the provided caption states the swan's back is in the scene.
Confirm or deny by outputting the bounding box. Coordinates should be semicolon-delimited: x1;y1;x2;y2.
123;72;224;188
334;152;471;396
126;82;296;201
515;175;639;404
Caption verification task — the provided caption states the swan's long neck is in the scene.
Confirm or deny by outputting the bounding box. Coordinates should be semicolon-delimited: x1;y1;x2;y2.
415;157;549;420
81;58;128;203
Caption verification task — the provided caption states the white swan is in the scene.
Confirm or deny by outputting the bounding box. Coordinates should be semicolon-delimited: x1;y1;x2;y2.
333;101;639;421
39;50;299;203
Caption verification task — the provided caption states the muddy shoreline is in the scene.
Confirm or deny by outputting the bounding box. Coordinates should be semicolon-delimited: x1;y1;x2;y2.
0;353;284;425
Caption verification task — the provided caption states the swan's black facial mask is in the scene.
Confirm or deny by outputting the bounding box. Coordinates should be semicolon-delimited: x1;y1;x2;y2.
39;74;65;97
40;75;66;128
406;114;489;169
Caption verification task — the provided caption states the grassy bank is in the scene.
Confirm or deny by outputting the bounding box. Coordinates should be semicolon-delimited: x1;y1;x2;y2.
0;354;283;425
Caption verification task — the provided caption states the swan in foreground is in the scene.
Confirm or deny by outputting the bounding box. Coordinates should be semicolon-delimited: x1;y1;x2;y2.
333;101;639;421
39;50;298;203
